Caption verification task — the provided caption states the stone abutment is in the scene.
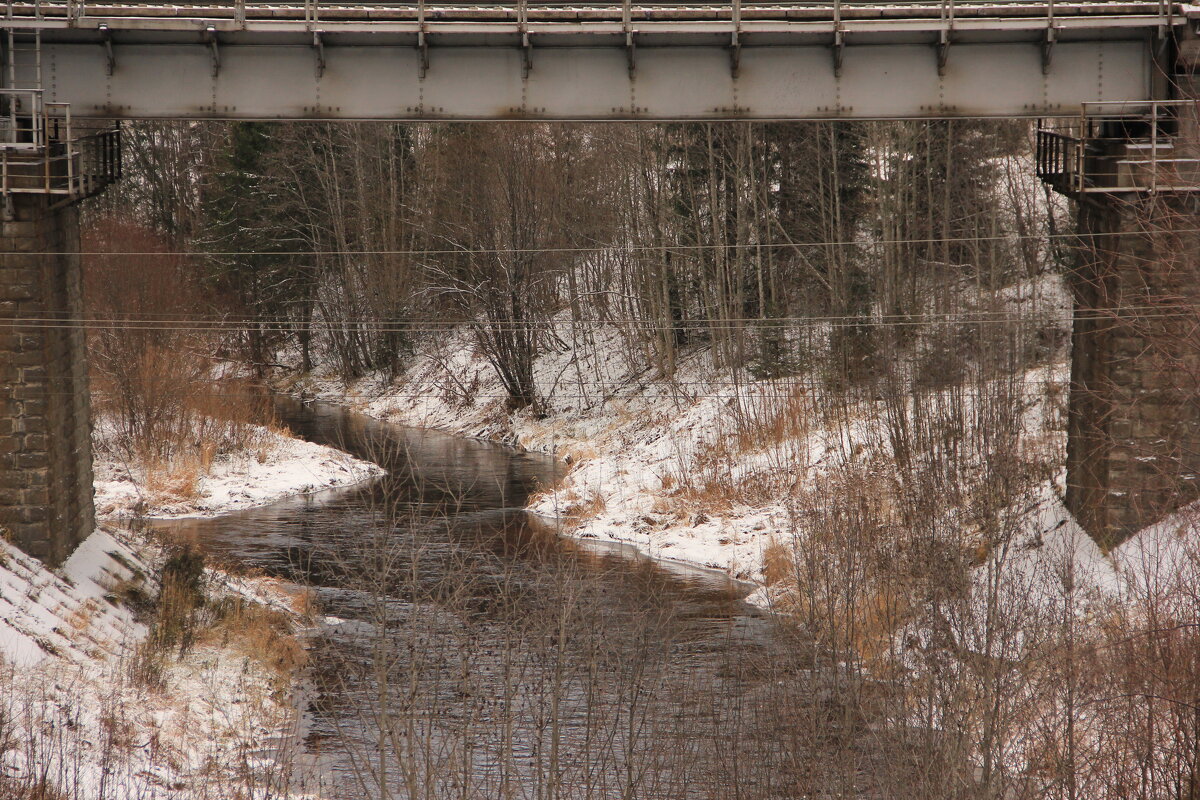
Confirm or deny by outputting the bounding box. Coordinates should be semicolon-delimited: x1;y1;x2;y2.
0;194;95;565
1066;194;1200;548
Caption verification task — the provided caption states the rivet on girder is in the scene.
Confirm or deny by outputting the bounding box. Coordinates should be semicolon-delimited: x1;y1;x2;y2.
205;26;220;79
99;24;114;76
313;31;326;79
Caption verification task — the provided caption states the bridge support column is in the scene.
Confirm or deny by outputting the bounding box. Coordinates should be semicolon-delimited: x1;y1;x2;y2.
0;194;94;564
1066;194;1200;549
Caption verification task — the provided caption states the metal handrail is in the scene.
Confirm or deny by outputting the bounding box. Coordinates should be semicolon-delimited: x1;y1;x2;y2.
0;92;118;204
0;88;44;150
1038;100;1200;197
0;0;1189;21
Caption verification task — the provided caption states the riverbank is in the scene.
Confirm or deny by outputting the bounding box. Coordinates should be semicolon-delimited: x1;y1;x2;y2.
277;276;1069;590
0;526;318;798
281;322;797;585
0;413;383;797
276;272;1196;618
93;419;384;519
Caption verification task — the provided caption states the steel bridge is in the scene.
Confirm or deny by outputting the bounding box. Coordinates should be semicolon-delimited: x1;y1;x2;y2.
0;1;1199;560
0;0;1194;120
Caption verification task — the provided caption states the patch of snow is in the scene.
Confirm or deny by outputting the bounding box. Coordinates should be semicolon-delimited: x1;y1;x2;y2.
1109;501;1200;602
93;422;384;519
0;528;318;798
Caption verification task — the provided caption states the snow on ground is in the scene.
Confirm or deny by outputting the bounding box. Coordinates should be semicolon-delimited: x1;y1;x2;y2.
284;273;1095;602
0;528;318;798
94;422;384;519
0;415;380;796
0;528;147;670
1109;499;1200;603
986;483;1121;607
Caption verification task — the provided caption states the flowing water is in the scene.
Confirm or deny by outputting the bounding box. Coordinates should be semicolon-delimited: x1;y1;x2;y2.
150;399;839;799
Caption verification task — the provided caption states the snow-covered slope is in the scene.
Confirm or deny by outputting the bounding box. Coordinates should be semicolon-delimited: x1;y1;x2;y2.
0;528;147;669
283;277;1076;592
0;418;374;797
0;529;315;798
94;422;384;519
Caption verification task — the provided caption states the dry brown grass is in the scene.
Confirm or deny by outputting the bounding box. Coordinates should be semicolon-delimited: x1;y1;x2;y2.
561;489;607;528
66;599;99;633
207;598;306;686
557;441;598;466
669;448;785;514
761;537;793;587
728;382;815;454
0;775;69;800
84;218;277;487
655;387;816;516
143;459;202;503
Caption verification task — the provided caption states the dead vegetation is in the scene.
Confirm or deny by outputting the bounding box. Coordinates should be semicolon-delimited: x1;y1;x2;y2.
83;217;279;503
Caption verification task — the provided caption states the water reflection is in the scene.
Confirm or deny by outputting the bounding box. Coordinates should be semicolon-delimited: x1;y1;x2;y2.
148;399;805;799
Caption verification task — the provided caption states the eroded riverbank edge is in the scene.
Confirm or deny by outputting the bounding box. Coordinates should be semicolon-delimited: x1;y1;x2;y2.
94;418;385;520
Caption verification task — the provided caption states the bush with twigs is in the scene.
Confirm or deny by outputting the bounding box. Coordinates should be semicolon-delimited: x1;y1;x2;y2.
83;217;275;493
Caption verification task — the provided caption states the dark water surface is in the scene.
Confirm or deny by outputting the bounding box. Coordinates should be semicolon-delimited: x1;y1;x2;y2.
151;399;801;799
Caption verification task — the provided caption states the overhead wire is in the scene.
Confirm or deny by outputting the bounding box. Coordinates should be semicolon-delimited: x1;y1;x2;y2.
0;307;1196;331
25;222;1200;256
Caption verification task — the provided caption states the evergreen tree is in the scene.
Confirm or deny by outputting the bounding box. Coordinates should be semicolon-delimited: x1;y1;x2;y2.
200;122;307;373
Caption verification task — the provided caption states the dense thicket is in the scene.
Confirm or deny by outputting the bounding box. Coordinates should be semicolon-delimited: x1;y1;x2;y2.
80;118;1200;800
96;119;1049;410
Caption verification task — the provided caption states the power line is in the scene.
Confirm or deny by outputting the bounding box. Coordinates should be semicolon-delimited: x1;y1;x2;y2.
1;309;1196;332
42;223;1200;257
9;296;1195;324
28;379;1086;395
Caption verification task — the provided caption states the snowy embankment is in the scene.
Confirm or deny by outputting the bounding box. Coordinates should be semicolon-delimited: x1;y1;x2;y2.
94;421;384;519
0;528;317;798
288;323;793;582
0;417;383;796
277;285;965;578
282;272;1198;615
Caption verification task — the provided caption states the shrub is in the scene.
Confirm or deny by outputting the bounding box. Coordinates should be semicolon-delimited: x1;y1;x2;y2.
83;217;275;484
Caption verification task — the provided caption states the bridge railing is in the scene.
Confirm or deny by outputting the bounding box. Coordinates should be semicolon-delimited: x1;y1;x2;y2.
0;0;1186;24
0;88;45;151
1036;126;1082;196
1;94;119;210
1037;101;1200;197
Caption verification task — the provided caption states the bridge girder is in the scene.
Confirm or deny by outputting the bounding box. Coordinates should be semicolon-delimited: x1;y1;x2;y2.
1;2;1188;120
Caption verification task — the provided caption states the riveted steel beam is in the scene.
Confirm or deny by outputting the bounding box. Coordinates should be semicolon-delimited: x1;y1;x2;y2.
4;1;1185;120
38;38;1155;120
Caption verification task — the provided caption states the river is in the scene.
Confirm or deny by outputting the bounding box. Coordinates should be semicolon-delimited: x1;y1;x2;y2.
150;399;861;800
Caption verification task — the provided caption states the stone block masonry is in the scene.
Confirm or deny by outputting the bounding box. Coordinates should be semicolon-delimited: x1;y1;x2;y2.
1066;195;1200;549
0;194;94;565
